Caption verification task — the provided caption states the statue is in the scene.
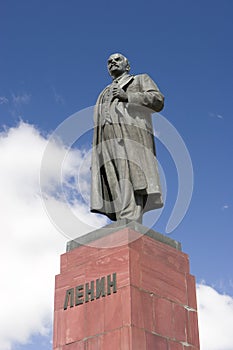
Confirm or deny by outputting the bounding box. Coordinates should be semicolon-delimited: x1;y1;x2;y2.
90;53;164;223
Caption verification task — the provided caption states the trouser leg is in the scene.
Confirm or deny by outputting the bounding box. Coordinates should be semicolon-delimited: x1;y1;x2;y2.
115;158;144;223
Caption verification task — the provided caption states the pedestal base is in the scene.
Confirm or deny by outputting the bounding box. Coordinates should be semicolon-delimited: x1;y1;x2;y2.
53;223;199;349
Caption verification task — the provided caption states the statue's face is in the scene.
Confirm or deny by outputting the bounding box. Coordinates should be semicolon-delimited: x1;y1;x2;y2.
107;53;128;78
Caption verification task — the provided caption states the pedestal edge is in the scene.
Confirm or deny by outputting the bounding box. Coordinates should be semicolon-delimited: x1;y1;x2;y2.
66;220;181;252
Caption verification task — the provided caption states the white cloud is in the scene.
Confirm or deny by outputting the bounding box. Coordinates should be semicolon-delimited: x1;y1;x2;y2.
0;122;105;350
222;204;229;210
197;283;233;350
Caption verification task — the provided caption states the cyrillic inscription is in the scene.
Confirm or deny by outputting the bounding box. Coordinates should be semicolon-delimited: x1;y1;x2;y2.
63;273;117;310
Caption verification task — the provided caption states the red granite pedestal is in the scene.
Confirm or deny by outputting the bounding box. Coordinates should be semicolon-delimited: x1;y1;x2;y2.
53;224;199;349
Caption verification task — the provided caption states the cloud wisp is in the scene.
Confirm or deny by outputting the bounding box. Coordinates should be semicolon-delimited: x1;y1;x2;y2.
209;112;224;120
12;93;31;106
0;96;9;105
51;86;65;105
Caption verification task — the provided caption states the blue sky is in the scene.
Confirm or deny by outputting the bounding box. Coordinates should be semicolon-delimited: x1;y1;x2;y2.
1;1;233;349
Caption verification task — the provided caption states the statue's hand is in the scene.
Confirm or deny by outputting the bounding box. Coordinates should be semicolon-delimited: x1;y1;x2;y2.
112;87;128;102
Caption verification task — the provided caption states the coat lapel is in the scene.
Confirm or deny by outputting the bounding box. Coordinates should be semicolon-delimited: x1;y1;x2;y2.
118;74;134;89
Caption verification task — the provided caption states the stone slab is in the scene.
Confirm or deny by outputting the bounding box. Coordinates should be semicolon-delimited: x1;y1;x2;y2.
66;220;181;252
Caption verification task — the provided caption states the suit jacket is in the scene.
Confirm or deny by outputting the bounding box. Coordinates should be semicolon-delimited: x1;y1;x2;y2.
91;73;164;220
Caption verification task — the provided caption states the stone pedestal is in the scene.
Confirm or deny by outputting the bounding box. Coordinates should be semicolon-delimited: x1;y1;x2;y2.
53;223;199;349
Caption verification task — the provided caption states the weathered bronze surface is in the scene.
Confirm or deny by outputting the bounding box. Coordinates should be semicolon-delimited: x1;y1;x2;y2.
91;53;164;223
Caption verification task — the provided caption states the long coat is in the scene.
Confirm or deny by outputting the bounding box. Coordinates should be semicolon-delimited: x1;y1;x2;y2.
90;73;164;220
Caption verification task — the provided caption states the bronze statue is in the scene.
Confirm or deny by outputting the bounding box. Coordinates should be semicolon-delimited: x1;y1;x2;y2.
91;53;164;223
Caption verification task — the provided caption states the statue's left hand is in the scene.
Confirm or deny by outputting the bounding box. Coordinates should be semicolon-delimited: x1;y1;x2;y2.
112;87;128;102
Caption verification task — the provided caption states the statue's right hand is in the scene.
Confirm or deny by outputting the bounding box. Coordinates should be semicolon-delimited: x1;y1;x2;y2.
112;87;128;102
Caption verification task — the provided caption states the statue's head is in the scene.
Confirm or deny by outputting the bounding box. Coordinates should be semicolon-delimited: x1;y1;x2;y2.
107;53;130;79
